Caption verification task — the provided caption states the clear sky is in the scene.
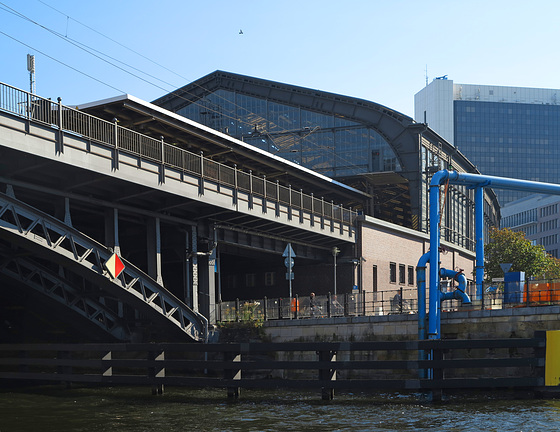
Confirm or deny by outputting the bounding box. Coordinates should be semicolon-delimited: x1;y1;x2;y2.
1;0;559;118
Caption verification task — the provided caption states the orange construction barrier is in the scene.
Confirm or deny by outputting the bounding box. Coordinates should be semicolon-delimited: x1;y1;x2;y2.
291;298;299;313
551;282;560;302
525;282;551;303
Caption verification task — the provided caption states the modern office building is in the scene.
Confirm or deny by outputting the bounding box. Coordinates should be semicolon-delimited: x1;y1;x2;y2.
153;70;500;252
415;78;560;205
501;194;560;258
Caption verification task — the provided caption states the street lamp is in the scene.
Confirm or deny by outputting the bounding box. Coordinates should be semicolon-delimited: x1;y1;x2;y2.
332;246;340;295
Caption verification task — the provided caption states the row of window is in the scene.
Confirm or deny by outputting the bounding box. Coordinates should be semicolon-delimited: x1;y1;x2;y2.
541;204;558;218
501;209;538;228
389;262;415;286
540;234;558;247
541;219;558;232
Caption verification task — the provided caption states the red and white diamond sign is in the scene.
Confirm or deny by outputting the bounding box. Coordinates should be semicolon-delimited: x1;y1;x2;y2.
105;253;125;279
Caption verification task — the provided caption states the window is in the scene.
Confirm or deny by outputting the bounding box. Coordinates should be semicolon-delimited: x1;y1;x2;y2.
245;273;256;287
408;266;414;285
399;264;405;285
372;265;378;292
264;272;275;286
390;262;396;283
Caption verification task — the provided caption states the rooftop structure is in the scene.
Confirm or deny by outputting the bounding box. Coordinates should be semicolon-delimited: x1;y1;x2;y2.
153;70;500;251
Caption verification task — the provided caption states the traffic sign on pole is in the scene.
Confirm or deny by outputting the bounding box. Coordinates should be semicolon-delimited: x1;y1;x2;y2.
283;243;295;297
282;244;296;258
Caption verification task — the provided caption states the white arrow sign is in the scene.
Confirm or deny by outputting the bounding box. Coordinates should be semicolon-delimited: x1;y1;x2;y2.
282;243;296;258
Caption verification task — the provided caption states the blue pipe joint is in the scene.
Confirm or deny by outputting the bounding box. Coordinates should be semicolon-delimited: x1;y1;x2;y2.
439;268;471;305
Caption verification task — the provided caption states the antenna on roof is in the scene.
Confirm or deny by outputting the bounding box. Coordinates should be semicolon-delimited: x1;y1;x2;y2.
27;54;35;94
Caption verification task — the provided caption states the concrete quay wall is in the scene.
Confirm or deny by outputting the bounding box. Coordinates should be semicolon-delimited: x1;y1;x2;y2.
263;306;560;342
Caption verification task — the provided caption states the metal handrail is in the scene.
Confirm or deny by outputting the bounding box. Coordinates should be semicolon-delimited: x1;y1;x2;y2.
0;81;358;229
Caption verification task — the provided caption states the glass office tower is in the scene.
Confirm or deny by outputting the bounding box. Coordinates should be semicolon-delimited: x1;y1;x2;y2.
415;79;560;205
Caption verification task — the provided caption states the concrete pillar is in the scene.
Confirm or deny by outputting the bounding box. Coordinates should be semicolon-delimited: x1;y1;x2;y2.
191;226;199;312
147;217;164;286
199;249;217;324
104;208;121;255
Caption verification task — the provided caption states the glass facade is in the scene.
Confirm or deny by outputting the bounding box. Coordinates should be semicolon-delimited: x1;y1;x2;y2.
420;138;477;249
161;74;500;252
454;100;560;204
177;90;400;178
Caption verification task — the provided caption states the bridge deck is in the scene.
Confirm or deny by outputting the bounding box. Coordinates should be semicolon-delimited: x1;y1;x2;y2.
0;83;357;246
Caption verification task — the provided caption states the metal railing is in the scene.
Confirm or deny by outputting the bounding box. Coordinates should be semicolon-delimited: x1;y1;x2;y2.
0;81;357;233
216;279;560;322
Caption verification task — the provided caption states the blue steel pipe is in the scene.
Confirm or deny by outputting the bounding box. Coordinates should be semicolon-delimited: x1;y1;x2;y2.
447;171;560;194
428;170;449;338
439;268;471;305
416;252;430;379
416;252;430;341
438;268;471;336
428;169;560;339
475;187;484;300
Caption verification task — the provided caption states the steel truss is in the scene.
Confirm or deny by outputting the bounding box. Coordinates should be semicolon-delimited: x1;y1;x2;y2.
0;192;206;342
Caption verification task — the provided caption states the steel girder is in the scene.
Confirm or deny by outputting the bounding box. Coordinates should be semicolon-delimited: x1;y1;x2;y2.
0;192;206;342
0;253;130;340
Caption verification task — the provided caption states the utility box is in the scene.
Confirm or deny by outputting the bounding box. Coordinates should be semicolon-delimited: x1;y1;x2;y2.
504;271;525;304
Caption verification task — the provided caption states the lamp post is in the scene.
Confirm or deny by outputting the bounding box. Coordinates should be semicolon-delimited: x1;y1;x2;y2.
332;246;340;295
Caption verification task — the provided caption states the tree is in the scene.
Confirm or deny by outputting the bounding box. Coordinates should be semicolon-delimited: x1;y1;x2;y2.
484;228;560;280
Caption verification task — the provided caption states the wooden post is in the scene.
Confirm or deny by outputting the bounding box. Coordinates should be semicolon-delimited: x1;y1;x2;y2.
57;350;72;389
318;350;337;400
534;330;547;391
102;351;113;377
148;350;165;395
224;350;241;399
430;343;443;402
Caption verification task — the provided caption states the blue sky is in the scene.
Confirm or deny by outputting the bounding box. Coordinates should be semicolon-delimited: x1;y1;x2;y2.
1;0;559;117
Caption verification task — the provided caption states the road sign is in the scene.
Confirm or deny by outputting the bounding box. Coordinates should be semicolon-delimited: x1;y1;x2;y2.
105;253;125;279
282;244;296;258
500;263;513;274
283;243;296;295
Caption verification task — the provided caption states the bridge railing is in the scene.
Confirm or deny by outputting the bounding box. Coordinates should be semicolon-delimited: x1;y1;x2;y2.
0;82;357;234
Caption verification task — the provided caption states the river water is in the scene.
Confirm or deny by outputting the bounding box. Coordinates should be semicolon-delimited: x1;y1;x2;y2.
1;386;559;431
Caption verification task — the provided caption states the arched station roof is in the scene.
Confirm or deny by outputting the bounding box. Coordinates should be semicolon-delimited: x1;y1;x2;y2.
152;71;500;230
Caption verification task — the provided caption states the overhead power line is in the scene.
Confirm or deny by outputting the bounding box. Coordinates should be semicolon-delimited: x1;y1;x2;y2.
1;0;371;172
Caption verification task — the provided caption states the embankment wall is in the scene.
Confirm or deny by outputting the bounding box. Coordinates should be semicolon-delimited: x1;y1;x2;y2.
263;305;560;342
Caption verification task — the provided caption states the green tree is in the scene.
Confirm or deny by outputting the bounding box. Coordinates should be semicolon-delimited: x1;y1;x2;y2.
484;228;560;280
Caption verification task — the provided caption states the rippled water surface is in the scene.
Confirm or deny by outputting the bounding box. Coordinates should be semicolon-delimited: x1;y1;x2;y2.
1;386;559;431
